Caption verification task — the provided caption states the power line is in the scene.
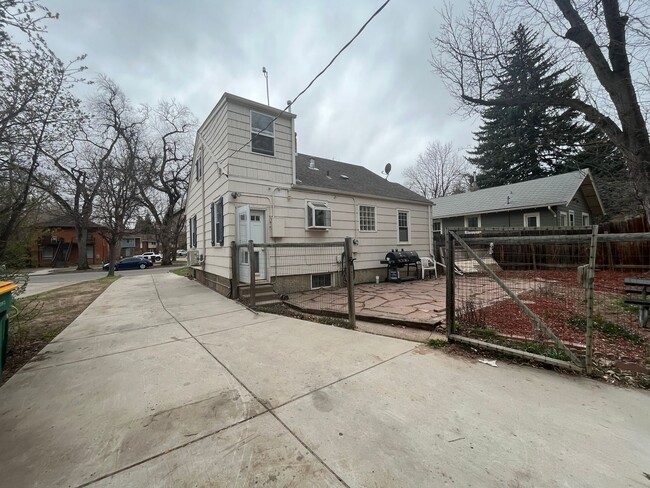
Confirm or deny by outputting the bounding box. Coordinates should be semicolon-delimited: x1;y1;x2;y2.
214;0;391;166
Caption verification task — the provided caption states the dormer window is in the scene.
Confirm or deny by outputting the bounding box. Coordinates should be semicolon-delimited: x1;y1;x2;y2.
307;201;331;229
251;111;274;156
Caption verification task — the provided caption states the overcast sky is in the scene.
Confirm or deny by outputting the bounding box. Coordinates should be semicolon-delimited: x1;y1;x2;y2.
45;0;477;184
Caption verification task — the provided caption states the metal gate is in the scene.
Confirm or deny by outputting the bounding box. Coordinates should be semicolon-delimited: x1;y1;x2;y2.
445;228;599;372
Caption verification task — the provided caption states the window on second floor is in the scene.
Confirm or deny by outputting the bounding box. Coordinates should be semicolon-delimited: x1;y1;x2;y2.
251;111;274;156
194;150;202;181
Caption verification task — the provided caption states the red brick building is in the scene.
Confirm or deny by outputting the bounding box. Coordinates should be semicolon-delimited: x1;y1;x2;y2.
33;216;110;268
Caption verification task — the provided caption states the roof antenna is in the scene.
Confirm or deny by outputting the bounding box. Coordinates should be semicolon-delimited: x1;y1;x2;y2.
262;66;269;105
382;163;392;180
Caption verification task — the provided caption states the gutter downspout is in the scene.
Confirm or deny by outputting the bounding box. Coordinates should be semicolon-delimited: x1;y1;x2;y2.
547;205;557;220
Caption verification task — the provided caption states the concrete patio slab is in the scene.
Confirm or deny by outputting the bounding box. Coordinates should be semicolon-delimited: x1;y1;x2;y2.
91;413;343;488
275;348;650;488
197;315;415;408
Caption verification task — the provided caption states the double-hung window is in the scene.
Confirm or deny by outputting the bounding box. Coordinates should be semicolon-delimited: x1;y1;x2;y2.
251;111;274;156
432;220;442;234
194;148;202;181
582;213;590;226
397;210;410;243
359;205;376;231
307;201;331;229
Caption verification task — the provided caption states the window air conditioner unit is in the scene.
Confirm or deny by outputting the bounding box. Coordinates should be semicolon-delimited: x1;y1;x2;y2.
187;250;201;266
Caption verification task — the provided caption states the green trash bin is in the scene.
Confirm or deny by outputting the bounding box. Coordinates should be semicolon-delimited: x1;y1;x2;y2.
0;281;18;379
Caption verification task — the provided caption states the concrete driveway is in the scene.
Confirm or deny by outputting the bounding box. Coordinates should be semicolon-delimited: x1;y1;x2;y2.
0;274;648;487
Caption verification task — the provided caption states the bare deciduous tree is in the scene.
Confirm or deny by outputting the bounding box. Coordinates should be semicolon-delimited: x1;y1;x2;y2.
403;141;472;199
431;0;650;219
138;100;196;265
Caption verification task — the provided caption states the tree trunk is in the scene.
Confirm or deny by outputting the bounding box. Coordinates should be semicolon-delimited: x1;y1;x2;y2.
106;240;119;277
76;226;89;270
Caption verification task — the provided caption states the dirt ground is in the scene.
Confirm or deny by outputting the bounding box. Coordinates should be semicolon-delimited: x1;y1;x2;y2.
2;278;117;384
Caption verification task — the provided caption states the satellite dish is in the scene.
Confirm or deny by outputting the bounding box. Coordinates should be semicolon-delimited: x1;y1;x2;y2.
383;163;392;179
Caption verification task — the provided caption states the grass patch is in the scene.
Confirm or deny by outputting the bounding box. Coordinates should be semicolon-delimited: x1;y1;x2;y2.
98;275;121;284
569;314;644;345
428;339;448;348
2;278;115;384
613;296;641;315
170;267;190;277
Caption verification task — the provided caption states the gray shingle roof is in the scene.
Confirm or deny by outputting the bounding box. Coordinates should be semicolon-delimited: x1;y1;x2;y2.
295;153;431;205
432;170;604;219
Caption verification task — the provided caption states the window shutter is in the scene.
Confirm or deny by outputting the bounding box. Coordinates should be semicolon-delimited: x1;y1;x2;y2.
192;215;197;248
216;198;224;245
210;203;216;246
188;218;192;249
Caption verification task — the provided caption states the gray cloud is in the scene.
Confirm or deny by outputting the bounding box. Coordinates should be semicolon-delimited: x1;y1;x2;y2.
46;0;477;184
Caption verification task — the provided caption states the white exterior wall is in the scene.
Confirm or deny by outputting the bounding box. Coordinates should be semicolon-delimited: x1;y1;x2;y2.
186;93;432;285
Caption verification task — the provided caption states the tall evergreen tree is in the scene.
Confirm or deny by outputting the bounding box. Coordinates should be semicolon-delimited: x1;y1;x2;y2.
468;25;588;188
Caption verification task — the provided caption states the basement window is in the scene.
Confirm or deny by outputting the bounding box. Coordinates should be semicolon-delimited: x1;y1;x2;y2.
311;273;332;289
307;201;331;229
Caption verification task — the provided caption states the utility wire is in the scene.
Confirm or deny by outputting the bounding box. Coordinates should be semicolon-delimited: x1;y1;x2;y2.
214;0;391;166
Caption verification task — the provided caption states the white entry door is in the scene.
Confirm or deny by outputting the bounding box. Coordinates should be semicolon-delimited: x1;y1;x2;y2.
236;206;266;283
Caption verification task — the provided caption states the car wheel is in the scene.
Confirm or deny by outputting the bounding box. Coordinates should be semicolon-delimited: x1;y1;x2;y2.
139;263;146;269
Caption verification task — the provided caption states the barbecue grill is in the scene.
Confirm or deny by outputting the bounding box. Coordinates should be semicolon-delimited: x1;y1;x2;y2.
381;249;421;282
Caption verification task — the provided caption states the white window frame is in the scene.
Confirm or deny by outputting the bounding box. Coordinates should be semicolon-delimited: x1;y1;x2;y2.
560;211;568;226
311;273;332;289
523;212;541;228
306;201;332;229
568;211;575;227
464;214;481;228
358;205;376;232
194;147;202;181
250;110;275;156
397;209;410;244
432;220;442;234
582;212;590;226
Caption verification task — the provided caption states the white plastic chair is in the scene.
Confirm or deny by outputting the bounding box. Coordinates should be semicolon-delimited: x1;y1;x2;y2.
420;256;437;280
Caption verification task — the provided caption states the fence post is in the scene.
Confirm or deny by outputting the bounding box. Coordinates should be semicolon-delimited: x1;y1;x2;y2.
445;230;455;338
344;237;356;328
248;239;256;307
585;225;599;374
231;241;239;300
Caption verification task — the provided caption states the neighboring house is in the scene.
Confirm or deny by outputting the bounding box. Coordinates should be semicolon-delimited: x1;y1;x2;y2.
120;233;158;257
32;216;110;267
431;170;605;234
185;93;433;296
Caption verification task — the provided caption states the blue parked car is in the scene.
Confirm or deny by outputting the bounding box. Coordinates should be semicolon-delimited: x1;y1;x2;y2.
103;257;153;271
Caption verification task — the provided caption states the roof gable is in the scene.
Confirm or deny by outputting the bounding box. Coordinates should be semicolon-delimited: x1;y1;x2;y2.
432;170;605;219
295;154;430;205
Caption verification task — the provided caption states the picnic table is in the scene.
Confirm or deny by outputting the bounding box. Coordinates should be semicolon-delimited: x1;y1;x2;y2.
624;278;650;328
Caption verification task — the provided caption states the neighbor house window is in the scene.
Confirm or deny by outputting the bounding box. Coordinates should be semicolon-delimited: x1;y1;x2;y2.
582;213;590;226
560;211;568;226
465;215;481;228
251;111;274;156
569;211;575;226
432;220;442;234
307;201;331;229
523;212;540;228
359;205;376;231
42;246;54;259
311;273;332;289
397;210;410;243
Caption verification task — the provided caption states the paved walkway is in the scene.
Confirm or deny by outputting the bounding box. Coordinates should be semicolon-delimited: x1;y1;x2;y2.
1;274;649;487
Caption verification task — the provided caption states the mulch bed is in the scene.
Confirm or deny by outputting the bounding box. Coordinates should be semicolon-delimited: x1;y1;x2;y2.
456;269;650;389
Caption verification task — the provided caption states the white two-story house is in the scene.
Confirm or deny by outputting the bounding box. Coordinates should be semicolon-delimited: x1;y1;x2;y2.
185;93;433;296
